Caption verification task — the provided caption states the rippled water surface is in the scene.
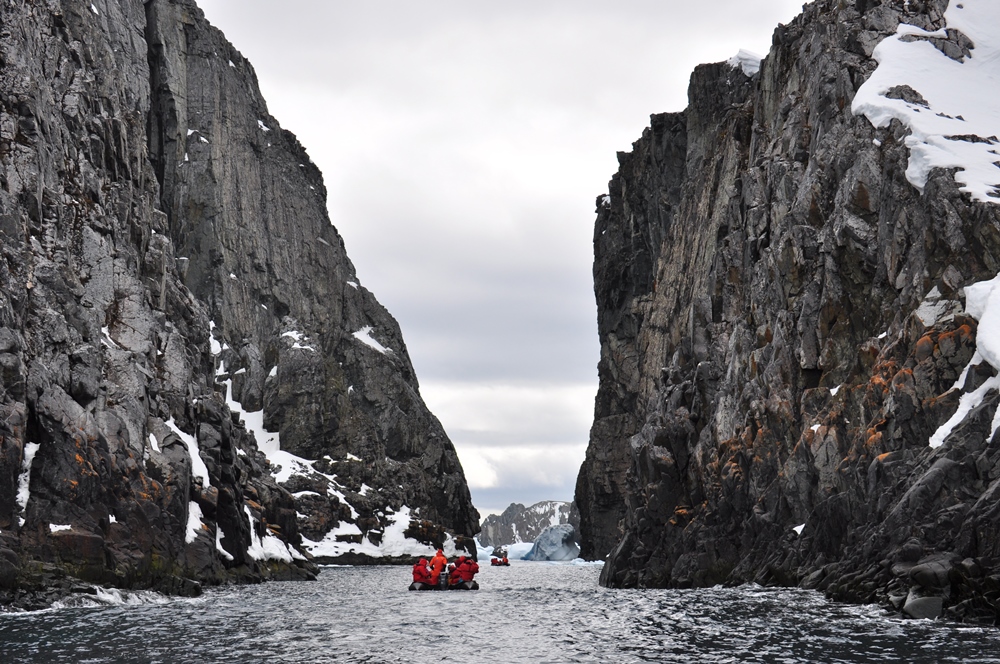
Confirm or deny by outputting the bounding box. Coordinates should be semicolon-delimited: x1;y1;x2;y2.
2;563;1000;662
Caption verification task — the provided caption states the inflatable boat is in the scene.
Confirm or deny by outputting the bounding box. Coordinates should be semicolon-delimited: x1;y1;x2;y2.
409;579;479;591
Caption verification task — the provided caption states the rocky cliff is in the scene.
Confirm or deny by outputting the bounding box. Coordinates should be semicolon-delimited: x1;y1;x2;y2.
478;500;576;548
0;0;476;608
577;0;1000;623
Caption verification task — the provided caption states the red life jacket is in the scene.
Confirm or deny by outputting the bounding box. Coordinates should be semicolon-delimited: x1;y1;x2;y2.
429;552;447;583
452;559;478;583
412;563;431;584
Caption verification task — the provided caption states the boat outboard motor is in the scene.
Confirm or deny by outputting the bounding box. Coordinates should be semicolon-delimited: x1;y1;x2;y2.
439;570;449;590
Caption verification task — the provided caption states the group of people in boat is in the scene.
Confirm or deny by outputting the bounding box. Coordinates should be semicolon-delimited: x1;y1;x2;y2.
490;556;509;566
410;549;480;590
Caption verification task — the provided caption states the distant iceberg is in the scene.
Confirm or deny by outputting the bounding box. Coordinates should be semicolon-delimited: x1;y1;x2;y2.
523;524;580;562
507;542;535;560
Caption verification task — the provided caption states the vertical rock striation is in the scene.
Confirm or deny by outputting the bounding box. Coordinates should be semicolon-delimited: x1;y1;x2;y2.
577;0;1000;623
0;0;476;607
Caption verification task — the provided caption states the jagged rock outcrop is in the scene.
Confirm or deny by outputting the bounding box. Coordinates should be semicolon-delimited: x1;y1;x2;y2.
577;0;1000;624
478;500;577;548
0;0;476;607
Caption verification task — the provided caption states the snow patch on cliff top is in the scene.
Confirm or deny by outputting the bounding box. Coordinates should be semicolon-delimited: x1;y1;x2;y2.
853;0;1000;202
727;49;763;76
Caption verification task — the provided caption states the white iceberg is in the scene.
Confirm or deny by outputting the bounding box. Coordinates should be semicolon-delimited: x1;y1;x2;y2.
523;524;580;562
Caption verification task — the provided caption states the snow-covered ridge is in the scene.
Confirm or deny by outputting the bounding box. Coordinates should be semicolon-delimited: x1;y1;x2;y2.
853;0;1000;202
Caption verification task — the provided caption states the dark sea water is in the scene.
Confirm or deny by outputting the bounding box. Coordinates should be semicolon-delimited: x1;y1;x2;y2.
1;562;999;663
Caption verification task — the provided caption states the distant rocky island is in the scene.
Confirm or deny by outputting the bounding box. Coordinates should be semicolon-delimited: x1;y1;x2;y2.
479;501;577;549
575;0;1000;624
0;0;477;609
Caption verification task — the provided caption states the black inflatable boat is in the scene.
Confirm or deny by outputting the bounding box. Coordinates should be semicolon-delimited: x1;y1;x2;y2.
409;579;479;591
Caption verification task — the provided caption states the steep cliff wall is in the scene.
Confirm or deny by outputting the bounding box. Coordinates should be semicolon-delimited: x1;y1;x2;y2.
578;0;1000;623
0;0;476;607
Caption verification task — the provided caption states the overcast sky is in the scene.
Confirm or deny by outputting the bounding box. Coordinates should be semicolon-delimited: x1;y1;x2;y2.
197;0;806;518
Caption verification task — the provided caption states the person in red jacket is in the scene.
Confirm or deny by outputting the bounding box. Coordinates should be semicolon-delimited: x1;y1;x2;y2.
463;557;480;581
451;556;480;585
449;556;467;585
428;549;448;585
412;558;431;585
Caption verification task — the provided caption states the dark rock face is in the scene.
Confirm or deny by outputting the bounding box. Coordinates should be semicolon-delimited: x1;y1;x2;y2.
576;0;1000;623
0;0;476;606
479;501;576;548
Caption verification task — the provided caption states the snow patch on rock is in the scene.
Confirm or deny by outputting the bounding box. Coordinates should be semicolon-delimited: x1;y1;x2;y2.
185;501;205;544
166;418;210;489
727;48;763;76
353;326;391;354
853;0;1000;202
16;442;40;524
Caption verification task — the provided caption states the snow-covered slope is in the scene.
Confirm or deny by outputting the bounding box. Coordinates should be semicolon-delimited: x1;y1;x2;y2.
853;0;1000;202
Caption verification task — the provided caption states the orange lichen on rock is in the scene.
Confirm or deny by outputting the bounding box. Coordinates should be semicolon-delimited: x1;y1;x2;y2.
890;367;914;390
668;507;691;527
914;335;935;362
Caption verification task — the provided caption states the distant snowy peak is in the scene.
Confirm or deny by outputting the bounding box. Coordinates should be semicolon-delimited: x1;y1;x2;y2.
479;500;576;548
853;0;1000;203
727;49;763;76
